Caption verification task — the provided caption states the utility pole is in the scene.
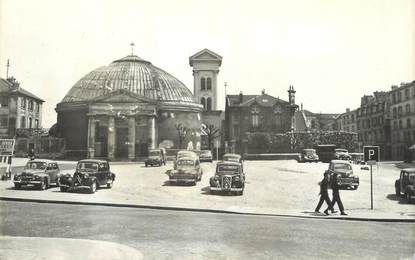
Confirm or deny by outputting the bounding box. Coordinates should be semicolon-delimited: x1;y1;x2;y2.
6;59;10;79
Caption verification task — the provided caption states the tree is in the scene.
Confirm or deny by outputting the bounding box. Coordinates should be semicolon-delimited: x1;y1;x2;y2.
204;124;222;150
175;124;189;149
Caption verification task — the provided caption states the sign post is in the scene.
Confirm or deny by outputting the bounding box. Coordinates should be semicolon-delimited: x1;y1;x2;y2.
363;146;380;210
0;139;15;180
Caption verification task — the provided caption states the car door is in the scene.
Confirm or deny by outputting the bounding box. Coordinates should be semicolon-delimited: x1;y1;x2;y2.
401;171;408;192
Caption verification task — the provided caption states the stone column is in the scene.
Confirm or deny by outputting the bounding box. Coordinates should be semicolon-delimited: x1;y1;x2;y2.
88;116;96;158
148;116;156;149
128;116;136;160
107;116;115;160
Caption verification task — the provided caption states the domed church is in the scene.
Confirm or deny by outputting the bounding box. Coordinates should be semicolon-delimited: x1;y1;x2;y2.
56;54;203;160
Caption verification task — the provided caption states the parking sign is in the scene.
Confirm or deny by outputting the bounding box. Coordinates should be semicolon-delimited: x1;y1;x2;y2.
364;146;380;162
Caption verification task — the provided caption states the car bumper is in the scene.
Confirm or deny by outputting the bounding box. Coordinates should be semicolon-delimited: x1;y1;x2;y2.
210;187;243;192
169;178;196;183
13;180;42;185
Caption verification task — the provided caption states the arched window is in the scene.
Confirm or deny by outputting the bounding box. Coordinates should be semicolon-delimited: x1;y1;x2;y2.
399;119;403;129
201;97;206;110
206;97;212;111
407;118;411;128
28;117;32;129
393;107;397;119
206;78;212;90
200;78;206;90
398;106;403;117
406;104;411;114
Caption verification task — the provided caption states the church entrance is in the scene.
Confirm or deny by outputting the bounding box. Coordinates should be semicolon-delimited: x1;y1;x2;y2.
115;127;128;158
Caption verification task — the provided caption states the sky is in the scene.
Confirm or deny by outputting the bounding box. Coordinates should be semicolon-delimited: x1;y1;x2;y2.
0;0;414;128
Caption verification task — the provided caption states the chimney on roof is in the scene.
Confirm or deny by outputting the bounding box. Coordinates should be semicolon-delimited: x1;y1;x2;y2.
300;103;303;111
239;91;243;104
391;85;398;90
261;89;265;95
346;108;350;113
288;85;296;105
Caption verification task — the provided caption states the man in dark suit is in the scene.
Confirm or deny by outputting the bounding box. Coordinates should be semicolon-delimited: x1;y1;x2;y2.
315;171;333;213
325;172;347;215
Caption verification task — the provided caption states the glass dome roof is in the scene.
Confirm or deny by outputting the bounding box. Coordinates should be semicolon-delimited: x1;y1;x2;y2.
61;55;195;103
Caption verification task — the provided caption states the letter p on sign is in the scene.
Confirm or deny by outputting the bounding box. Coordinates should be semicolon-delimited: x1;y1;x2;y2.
364;146;380;162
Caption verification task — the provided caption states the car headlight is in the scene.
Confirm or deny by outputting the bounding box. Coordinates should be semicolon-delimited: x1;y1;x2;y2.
34;175;41;180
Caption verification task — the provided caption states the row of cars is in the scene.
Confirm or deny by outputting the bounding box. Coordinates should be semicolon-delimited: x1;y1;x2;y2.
13;159;115;193
297;148;352;163
166;151;245;195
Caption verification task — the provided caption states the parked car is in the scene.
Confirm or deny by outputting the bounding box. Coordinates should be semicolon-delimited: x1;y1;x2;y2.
395;169;415;203
327;160;359;190
297;149;319;163
200;150;213;162
168;155;202;185
223;153;243;163
59;159;115;193
13;160;61;190
210;161;245;195
145;149;166;167
174;150;198;169
315;144;336;163
334;148;352;161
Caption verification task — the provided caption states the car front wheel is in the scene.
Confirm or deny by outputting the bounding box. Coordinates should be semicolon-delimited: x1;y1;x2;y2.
89;180;97;194
39;179;47;190
60;186;68;192
107;180;113;188
14;183;21;190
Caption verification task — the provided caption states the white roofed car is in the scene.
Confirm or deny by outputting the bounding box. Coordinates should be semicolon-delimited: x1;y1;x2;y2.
327;160;359;190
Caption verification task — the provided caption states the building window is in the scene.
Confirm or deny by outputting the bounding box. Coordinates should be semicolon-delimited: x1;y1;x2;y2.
28;118;32;128
206;97;212;111
398;91;402;102
407;118;411;128
20;116;26;128
0;116;8;129
36;103;40;113
200;78;206;90
392;107;397;119
35;119;39;128
405;88;410;100
21;98;26;109
0;96;8;107
398;106;403;117
399;120;403;129
201;97;206;110
251;105;260;128
28;100;34;111
393;121;397;130
206;78;212;90
406;104;411;114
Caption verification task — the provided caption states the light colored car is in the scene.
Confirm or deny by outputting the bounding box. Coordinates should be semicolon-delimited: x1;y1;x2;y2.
13;160;61;190
334;148;352;161
200;150;213;162
168;156;202;185
297;149;319;163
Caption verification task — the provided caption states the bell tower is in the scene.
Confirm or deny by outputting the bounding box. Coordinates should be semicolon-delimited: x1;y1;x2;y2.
189;49;222;111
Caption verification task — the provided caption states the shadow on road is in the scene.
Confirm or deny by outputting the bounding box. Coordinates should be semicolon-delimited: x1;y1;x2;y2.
162;180;195;187
393;162;415;169
386;193;413;204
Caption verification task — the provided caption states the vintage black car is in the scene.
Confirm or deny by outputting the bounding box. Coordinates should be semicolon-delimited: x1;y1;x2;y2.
59;159;115;193
210;161;245;195
395;168;415;203
13;160;61;190
327;160;359;190
145;149;166;167
168;155;202;185
297;149;319;163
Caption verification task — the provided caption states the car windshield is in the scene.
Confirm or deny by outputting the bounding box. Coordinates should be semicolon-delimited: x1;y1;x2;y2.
332;163;352;172
177;160;194;166
25;162;47;170
224;156;239;162
335;149;348;153
201;151;211;155
149;151;160;156
217;164;239;173
77;162;99;171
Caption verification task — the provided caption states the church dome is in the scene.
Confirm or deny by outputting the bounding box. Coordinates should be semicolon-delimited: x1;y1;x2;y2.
61;55;195;103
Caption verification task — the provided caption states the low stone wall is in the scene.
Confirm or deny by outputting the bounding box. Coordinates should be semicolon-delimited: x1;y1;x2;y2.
244;153;300;160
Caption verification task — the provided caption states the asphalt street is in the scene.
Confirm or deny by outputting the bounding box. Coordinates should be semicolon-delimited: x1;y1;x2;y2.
0;200;413;259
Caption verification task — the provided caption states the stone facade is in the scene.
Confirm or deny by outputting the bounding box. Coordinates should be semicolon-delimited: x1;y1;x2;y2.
389;81;415;160
0;77;44;138
225;88;298;154
336;108;358;133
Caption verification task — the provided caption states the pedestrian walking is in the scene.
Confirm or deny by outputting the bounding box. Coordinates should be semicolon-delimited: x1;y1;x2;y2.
325;173;347;216
28;148;35;161
315;171;334;213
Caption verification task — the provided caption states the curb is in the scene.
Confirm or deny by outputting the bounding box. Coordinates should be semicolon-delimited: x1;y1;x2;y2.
1;196;414;223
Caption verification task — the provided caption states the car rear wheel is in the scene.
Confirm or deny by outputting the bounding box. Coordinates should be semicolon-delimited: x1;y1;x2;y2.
406;193;412;203
107;180;113;188
89;180;97;194
145;163;148;167
14;183;21;190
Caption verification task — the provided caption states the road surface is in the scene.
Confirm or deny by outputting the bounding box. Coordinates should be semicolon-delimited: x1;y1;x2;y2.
1;200;413;259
